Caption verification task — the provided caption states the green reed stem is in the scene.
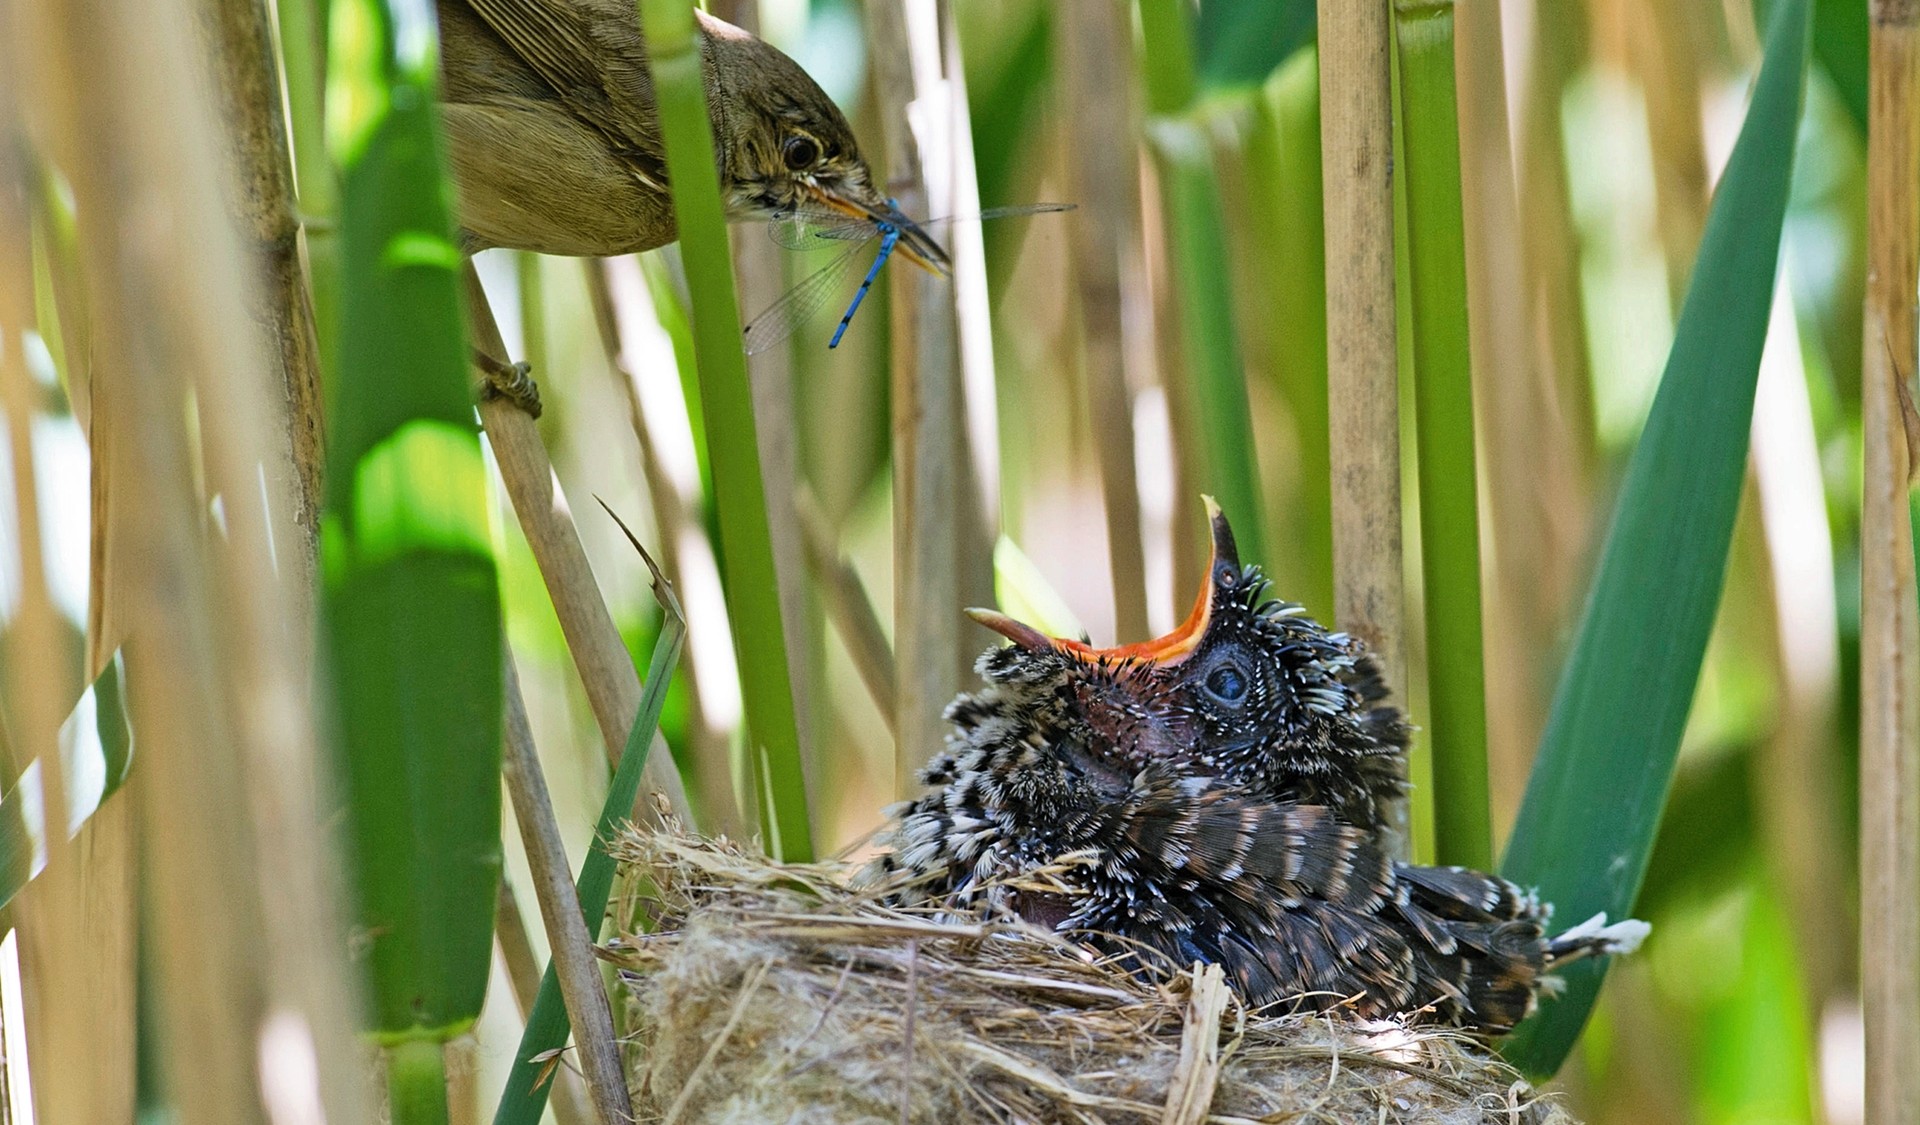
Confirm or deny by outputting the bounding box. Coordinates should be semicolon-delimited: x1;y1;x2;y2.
634;0;812;862
1137;0;1267;562
1393;0;1492;870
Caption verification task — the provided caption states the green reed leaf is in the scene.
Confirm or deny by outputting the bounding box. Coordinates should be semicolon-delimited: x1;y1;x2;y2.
1498;0;1810;1076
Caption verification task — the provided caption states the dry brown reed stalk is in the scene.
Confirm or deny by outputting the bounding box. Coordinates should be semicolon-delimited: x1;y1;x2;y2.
466;263;695;825
1512;0;1597;483
188;8;377;1121
604;826;1576;1125
1450;0;1542;831
1624;0;1711;304
0;36;123;1123
1517;0;1597;450
863;0;985;794
1861;2;1920;1120
795;486;899;738
1481;0;1597;815
1059;0;1153;644
503;657;635;1125
937;0;1006;634
587;256;749;836
196;0;326;548
1317;0;1410;856
18;0;380;1117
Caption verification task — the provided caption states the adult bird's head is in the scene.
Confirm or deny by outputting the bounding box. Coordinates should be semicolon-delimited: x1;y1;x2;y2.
702;13;950;276
961;499;1407;827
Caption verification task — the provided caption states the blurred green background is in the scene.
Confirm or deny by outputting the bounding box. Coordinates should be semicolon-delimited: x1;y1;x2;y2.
471;1;1859;1119
0;0;1875;1121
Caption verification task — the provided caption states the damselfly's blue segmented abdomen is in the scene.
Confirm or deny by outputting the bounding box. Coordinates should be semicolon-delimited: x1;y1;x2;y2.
827;228;901;349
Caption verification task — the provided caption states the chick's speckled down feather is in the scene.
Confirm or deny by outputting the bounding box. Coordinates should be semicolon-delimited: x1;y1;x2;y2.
869;507;1646;1035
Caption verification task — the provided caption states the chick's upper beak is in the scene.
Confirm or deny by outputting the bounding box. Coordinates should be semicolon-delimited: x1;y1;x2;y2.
964;607;1053;651
808;183;952;277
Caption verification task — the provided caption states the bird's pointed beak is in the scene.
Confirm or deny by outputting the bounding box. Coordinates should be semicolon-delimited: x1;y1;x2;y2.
968;499;1244;667
1202;495;1242;576
964;607;1054;651
810;185;952;277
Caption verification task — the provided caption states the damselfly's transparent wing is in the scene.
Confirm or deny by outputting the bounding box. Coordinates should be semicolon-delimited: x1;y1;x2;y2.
763;202;1077;253
766;210;869;252
742;241;868;356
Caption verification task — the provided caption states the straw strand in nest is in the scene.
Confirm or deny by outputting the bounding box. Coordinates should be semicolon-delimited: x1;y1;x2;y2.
605;825;1576;1125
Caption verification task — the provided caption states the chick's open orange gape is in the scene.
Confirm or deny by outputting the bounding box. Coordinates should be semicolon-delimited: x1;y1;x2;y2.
966;497;1408;831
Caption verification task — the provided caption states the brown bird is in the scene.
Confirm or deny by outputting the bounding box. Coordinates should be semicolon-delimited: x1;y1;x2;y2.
872;503;1647;1034
436;0;945;266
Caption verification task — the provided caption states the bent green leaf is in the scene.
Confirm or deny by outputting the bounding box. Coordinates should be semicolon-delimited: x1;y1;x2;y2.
1498;0;1810;1077
493;512;686;1125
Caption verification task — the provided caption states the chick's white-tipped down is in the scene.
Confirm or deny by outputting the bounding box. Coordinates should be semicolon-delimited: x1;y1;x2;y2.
1552;912;1652;957
1593;917;1652;955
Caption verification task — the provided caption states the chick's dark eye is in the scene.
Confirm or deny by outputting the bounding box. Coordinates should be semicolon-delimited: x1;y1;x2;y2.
1204;663;1248;704
783;136;820;170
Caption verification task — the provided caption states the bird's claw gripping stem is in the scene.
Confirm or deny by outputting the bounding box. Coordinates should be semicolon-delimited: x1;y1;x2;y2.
473;349;543;418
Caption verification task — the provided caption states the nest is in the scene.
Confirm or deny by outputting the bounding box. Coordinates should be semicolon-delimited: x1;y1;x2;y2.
604;825;1577;1125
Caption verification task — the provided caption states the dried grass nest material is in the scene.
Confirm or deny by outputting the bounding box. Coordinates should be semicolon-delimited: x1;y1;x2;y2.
604;826;1577;1125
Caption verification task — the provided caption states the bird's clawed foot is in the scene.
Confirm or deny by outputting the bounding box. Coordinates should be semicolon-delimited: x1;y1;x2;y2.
473;349;543;418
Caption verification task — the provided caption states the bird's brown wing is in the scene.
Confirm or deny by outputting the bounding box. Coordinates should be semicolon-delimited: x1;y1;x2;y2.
1080;777;1418;1015
1109;780;1395;911
1087;775;1571;1031
454;0;670;181
1386;863;1553;1031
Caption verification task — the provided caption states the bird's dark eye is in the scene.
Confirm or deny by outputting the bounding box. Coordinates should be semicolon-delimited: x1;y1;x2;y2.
1203;662;1248;705
783;136;820;170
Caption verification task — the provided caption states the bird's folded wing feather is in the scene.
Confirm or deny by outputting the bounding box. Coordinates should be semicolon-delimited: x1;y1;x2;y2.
1086;774;1569;1028
1104;774;1396;912
458;0;668;173
1085;776;1415;1010
1395;862;1537;923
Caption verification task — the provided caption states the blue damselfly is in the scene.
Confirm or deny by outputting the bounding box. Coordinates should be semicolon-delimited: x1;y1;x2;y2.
741;201;1074;356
